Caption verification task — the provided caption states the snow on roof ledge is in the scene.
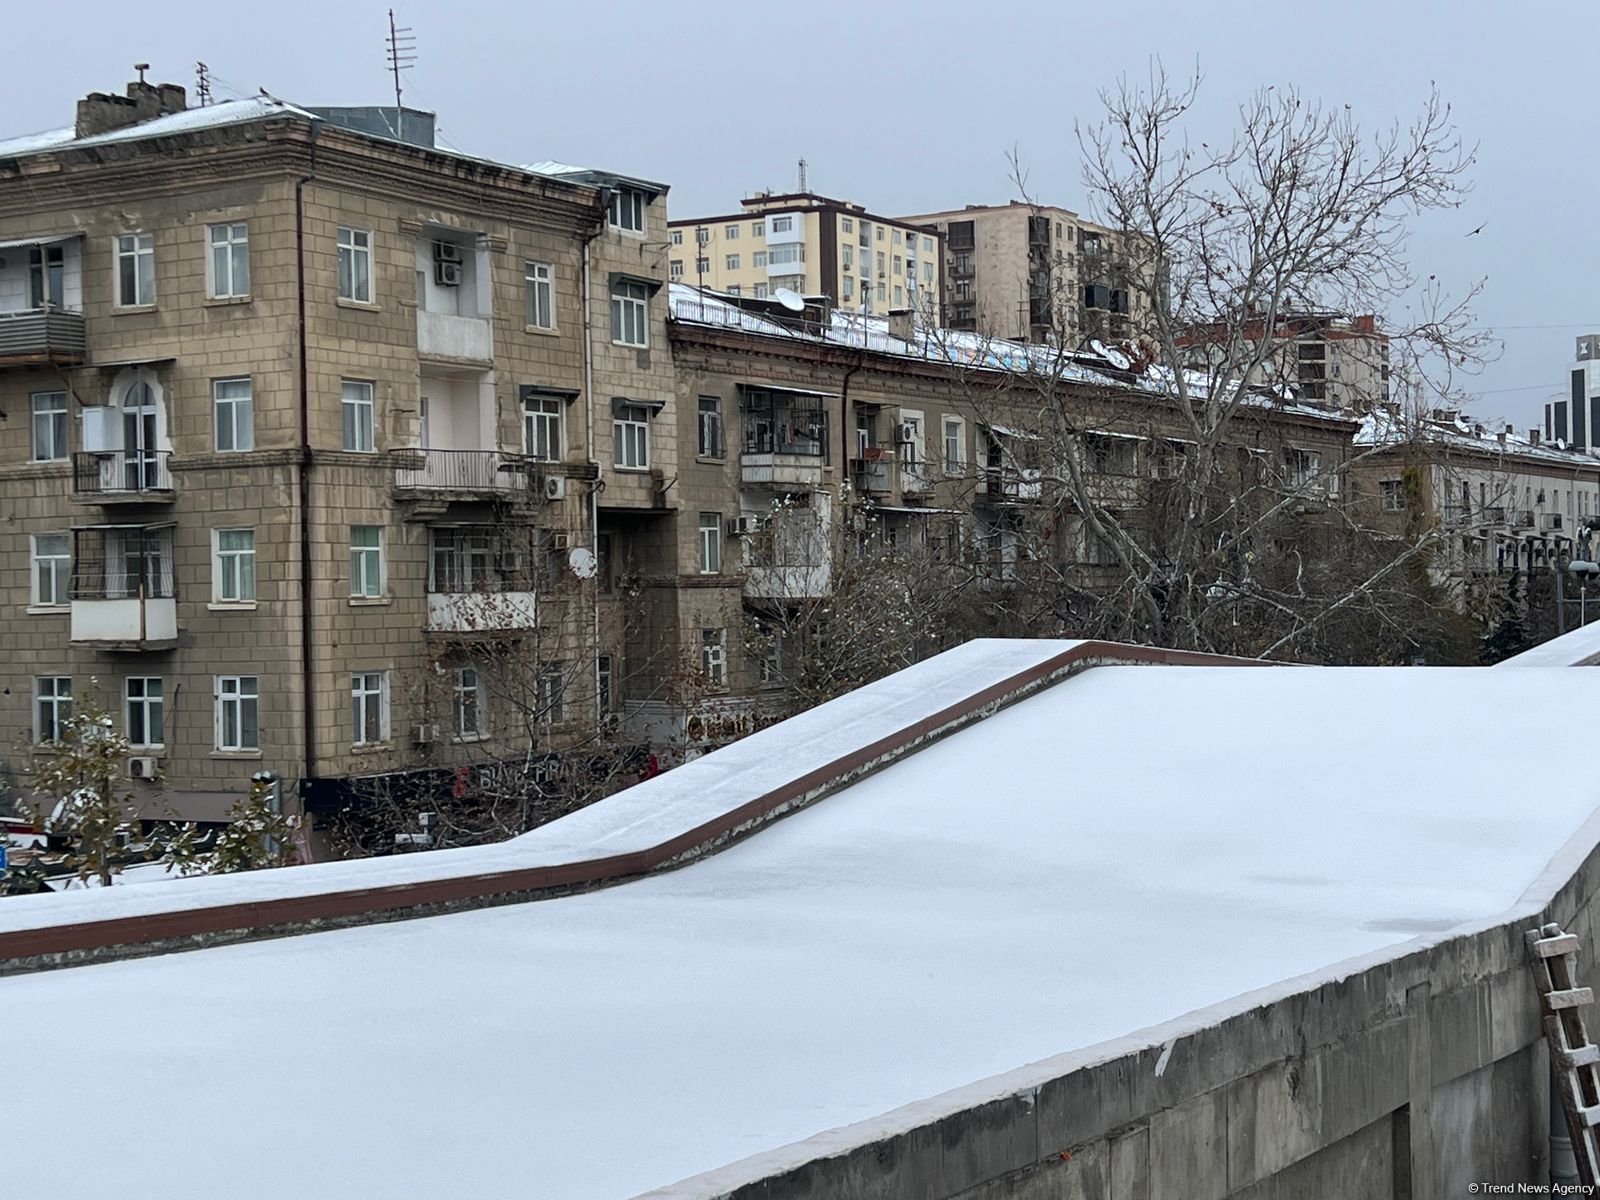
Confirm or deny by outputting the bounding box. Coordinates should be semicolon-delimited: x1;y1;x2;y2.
1496;621;1600;667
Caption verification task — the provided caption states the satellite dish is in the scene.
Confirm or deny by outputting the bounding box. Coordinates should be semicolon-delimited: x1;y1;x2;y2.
1091;339;1132;371
772;288;806;313
567;546;597;580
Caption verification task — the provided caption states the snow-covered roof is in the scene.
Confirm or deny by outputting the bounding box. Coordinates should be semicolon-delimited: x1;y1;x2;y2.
669;285;1355;427
0;95;320;159
520;159;669;195
1356;406;1600;469
1497;621;1600;667
6;654;1598;1199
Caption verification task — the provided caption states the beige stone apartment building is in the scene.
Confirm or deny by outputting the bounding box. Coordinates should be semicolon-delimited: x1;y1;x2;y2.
894;201;1142;343
666;192;942;319
0;77;683;840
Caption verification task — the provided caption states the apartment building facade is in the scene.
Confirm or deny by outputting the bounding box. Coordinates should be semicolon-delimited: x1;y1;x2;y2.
894;201;1142;344
666;192;942;319
1545;333;1600;453
0;79;680;839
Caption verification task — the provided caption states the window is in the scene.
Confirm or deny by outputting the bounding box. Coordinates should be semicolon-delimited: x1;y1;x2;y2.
207;223;250;298
923;237;933;252
670;229;684;246
753;251;767;268
944;418;964;473
1284;448;1322;490
894;286;903;306
341;380;375;451
724;224;739;240
614;404;650;469
537;661;566;723
1380;479;1407;512
597;655;613;712
770;216;793;234
923;262;934;284
214;528;257;603
696;228;711;245
701;628;726;686
350;526;384;597
29;244;64;308
670;259;684;279
1085;433;1137;476
30;391;67;461
213;378;254;452
842;245;854;270
725;254;740;271
697;396;724;458
125;677;164;748
699;512;722;574
769;244;804;265
894;256;903;274
351;671;389;745
876;226;884;242
453;667;485;739
116;232;155;306
876;251;886;274
892;229;903;245
725;284;741;297
752;221;764;238
841;218;854;234
611;279;649;347
524;261;554;329
31;533;70;607
35;677;71;744
523;393;564;462
335;227;372;302
608;188;646;234
753;283;769;299
843;276;855;300
214;676;259;751
876;282;886;302
694;256;710;275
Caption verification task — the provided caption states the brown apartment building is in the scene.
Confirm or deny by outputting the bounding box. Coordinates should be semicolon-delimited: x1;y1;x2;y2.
0;77;684;841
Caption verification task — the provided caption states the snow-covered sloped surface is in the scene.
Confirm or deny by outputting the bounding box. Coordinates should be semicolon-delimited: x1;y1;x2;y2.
6;666;1598;1200
0;638;1083;934
1497;621;1600;667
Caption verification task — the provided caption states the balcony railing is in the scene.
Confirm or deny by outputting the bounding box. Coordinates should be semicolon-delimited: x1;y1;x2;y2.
983;466;1043;503
1443;504;1470;525
395;449;520;492
0;307;86;366
73;451;173;498
1508;509;1535;528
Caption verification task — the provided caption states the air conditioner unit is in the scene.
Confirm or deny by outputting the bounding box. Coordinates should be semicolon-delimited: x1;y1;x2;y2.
435;260;463;287
128;756;158;780
549;530;571;551
434;240;462;263
544;474;567;502
412;723;438;746
895;422;917;444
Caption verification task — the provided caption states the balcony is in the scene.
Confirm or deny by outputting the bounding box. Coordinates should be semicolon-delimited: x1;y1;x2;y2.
72;451;174;503
740;389;830;488
69;525;177;651
1541;513;1565;531
1508;509;1536;529
0;308;86;367
417;309;492;364
394;449;528;495
851;456;892;494
1442;504;1470;526
427;590;538;635
982;466;1043;504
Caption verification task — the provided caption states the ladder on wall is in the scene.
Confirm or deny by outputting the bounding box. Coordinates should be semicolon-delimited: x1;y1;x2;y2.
1528;921;1600;1185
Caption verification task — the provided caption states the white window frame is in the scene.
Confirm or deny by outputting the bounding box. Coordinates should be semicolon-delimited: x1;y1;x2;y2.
752;221;765;238
698;512;722;574
215;675;259;752
697;396;724;458
1380;479;1407;512
125;676;164;749
350;526;385;598
336;226;373;303
523;393;564;462
524;261;554;330
613;405;651;470
753;251;767;268
701;628;726;687
342;379;375;452
611;279;649;347
30;532;71;608
213;528;257;604
31;390;68;461
608;188;646;235
670;229;684;246
537;661;567;724
213;377;254;452
669;260;684;279
206;222;250;299
596;655;613;713
724;224;740;241
770;215;793;234
116;232;155;307
725;254;740;271
35;676;72;744
351;670;389;746
943;417;964;474
452;666;486;741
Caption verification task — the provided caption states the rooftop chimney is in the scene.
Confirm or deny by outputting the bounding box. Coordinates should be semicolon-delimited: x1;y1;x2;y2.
75;71;187;138
888;308;914;343
1530;429;1541;447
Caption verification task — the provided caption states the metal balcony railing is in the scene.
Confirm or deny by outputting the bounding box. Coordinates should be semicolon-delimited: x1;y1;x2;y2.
73;451;173;496
395;449;517;491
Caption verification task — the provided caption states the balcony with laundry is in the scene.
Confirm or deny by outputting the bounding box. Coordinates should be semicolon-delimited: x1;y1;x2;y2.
0;234;86;367
740;386;832;488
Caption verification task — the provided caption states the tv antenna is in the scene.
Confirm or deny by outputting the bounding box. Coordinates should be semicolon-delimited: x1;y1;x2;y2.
195;61;212;106
797;157;808;193
385;9;416;113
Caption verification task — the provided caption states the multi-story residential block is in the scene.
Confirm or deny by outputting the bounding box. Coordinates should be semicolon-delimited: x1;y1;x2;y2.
893;201;1142;343
666;192;942;319
1546;333;1600;453
0;77;678;843
1180;311;1392;412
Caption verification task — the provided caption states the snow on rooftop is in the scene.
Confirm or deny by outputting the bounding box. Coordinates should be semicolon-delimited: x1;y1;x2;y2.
1497;621;1600;667
1356;406;1600;468
7;664;1597;1199
0;96;319;159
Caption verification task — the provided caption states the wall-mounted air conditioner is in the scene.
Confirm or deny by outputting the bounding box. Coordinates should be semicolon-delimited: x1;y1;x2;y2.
435;260;463;287
128;756;158;779
544;475;567;502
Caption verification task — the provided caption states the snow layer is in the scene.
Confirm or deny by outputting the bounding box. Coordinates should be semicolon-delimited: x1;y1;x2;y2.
0;638;1083;934
0;96;320;159
6;666;1597;1200
1497;621;1600;667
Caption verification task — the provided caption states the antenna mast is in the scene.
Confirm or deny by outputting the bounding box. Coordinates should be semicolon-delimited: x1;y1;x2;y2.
385;9;416;114
195;61;212;107
798;158;808;193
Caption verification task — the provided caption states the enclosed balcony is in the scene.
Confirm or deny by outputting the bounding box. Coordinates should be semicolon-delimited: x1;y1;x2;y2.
415;230;492;364
69;524;177;650
0;234;86;367
740;386;831;488
72;450;175;503
425;526;538;635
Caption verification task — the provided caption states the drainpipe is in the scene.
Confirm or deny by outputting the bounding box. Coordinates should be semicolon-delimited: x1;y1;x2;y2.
582;198;607;724
295;122;321;792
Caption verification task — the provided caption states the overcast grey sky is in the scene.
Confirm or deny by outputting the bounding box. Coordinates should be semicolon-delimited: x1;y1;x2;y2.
9;0;1592;428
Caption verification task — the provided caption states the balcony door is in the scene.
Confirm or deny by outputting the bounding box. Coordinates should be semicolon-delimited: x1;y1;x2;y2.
121;378;159;490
